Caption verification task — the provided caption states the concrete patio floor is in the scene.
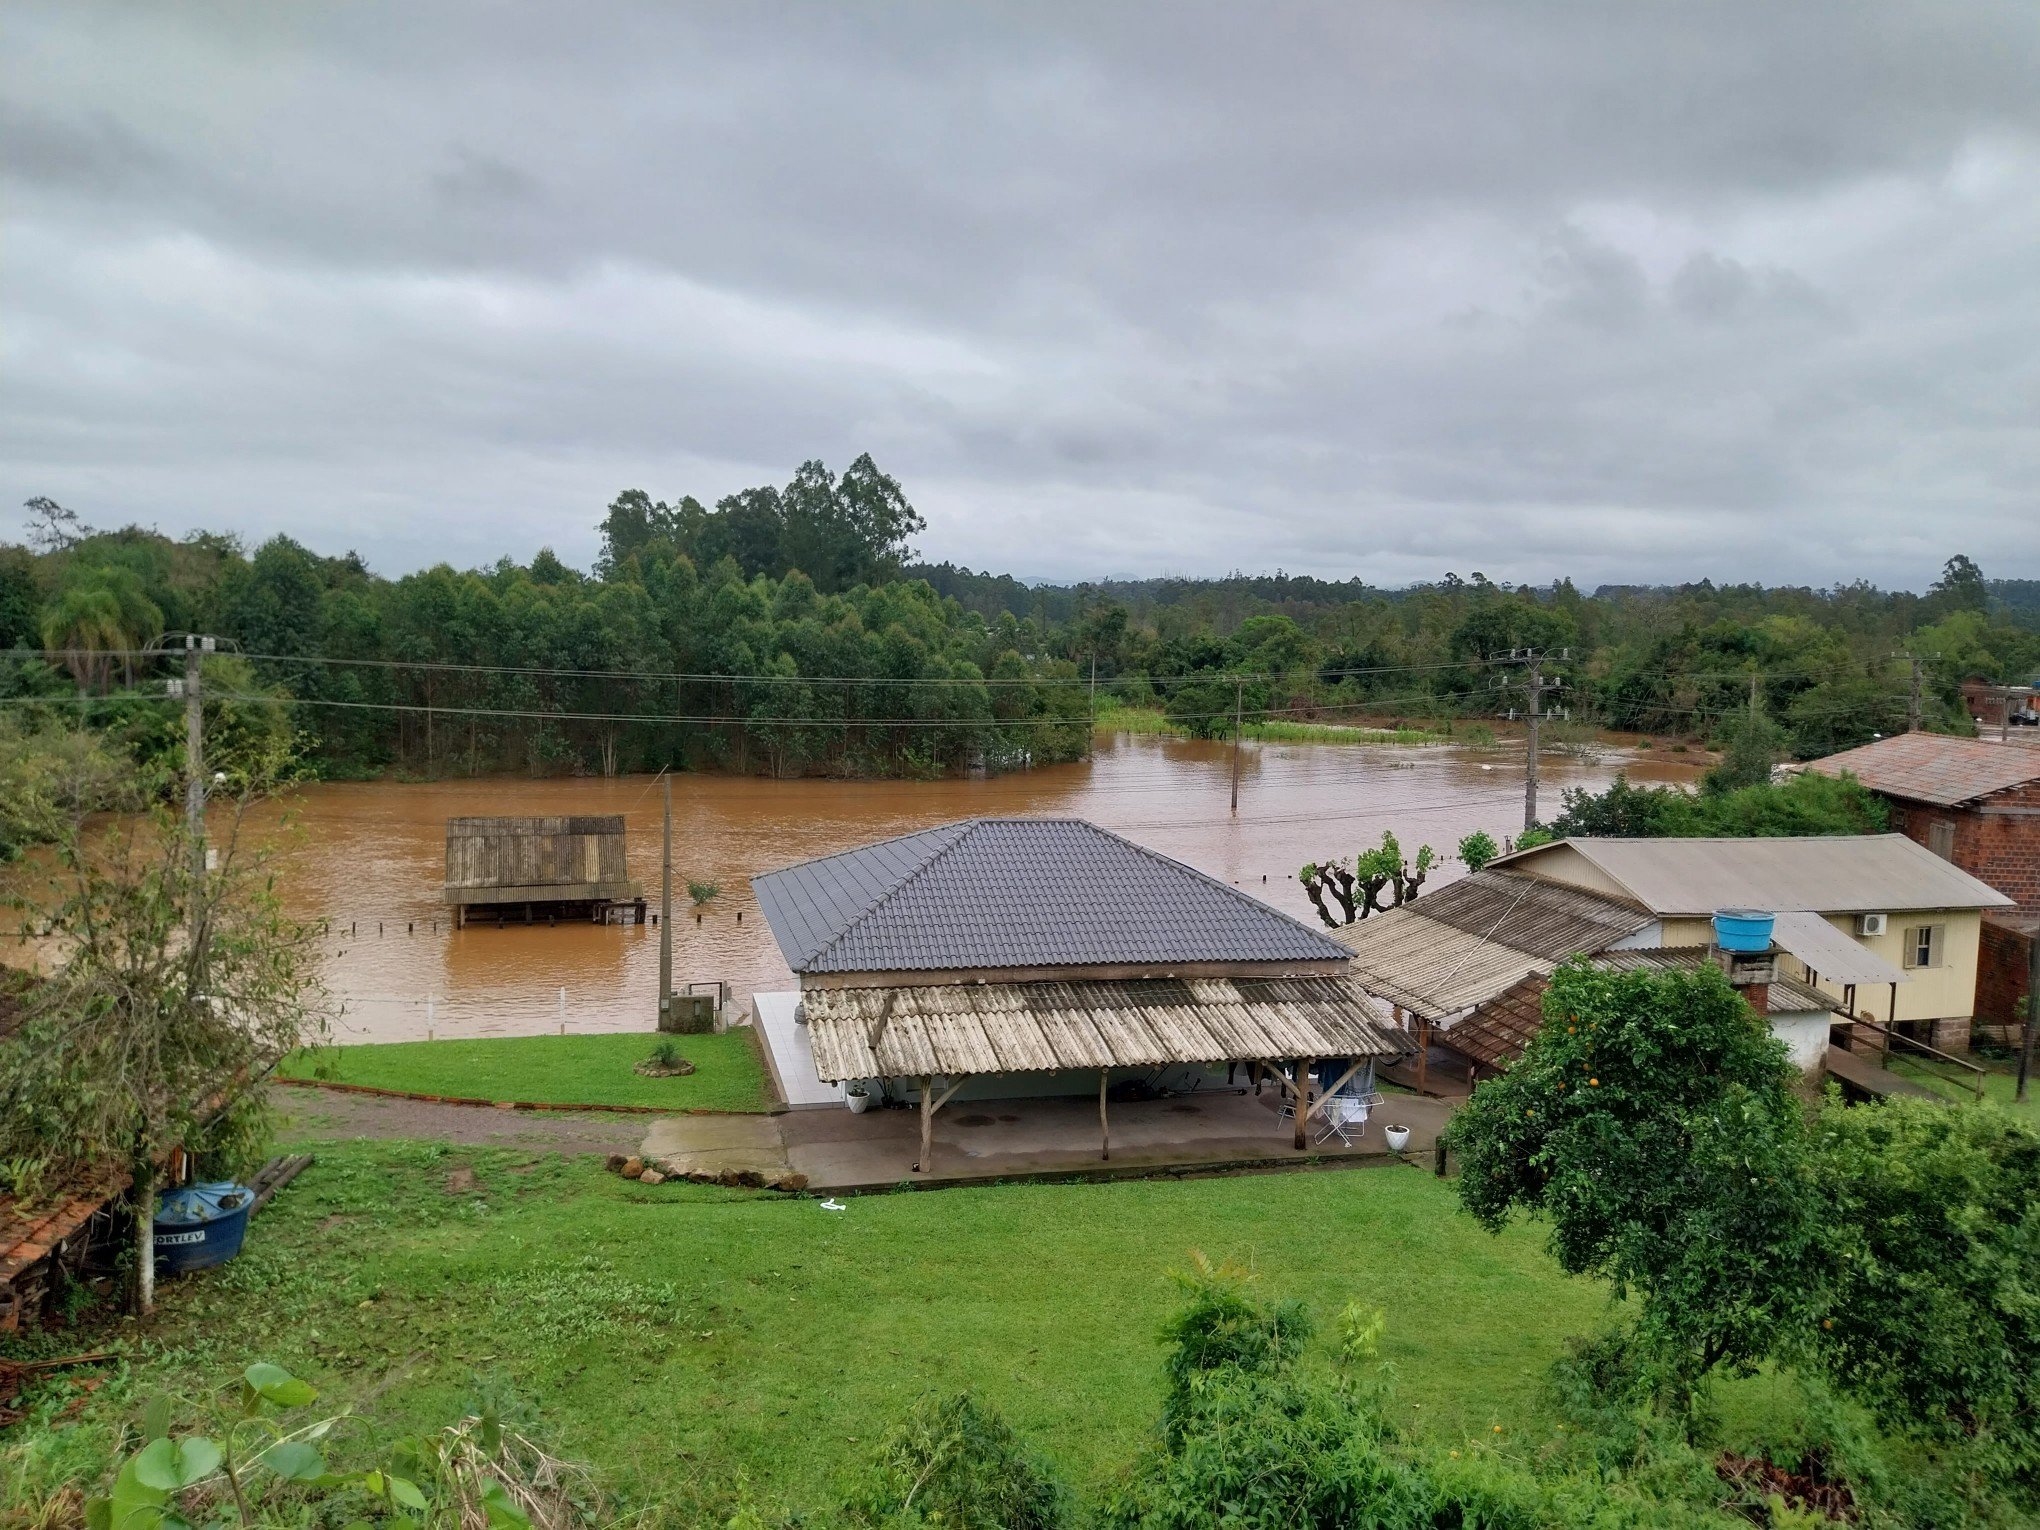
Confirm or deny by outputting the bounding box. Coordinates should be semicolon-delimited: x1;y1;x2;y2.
639;1087;1459;1192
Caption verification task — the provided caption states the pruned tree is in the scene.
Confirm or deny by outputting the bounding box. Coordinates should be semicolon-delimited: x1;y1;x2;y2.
1298;833;1436;928
0;740;325;1312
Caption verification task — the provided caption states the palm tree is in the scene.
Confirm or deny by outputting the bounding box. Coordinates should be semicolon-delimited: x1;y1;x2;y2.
39;569;163;691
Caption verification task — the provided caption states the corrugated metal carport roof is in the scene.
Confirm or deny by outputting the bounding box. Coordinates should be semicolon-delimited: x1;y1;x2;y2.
1333;871;1652;1021
799;975;1414;1082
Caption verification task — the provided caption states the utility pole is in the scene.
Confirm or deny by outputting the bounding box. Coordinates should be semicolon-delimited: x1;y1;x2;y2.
659;771;673;1029
1493;648;1567;830
1905;653;1924;733
1229;677;1244;816
184;638;205;883
1088;651;1098;760
163;634;217;885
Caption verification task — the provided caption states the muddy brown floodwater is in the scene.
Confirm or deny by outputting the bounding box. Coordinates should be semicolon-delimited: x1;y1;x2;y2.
247;733;1700;1042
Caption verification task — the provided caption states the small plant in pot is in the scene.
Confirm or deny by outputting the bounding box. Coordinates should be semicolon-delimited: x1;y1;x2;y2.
846;1081;873;1114
1384;1123;1411;1152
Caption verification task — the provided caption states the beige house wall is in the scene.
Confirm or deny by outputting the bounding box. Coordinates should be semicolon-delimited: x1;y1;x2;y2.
1511;844;1639;902
1655;911;1982;1028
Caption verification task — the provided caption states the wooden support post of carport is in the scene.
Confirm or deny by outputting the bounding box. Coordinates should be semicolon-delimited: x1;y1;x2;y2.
1099;1070;1110;1161
914;1074;969;1175
1293;1058;1314;1150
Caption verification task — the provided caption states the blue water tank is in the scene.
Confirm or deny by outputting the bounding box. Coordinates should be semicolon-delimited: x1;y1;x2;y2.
155;1181;251;1274
1712;908;1776;953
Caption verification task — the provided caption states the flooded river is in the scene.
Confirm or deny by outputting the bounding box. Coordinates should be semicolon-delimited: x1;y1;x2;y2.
248;734;1699;1042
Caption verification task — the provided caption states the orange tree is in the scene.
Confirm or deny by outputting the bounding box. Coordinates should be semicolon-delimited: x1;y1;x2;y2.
1805;1098;2040;1501
1446;959;1823;1409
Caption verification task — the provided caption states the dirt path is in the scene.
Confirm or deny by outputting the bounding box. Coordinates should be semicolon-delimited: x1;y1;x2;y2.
271;1085;643;1156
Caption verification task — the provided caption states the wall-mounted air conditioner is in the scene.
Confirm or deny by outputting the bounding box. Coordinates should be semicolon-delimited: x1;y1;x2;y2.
1856;913;1888;938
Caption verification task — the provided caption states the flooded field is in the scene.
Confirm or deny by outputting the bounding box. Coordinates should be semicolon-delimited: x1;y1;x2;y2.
241;733;1700;1042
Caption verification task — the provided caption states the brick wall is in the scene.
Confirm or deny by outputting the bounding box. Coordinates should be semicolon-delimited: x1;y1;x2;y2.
1889;780;2040;914
1977;914;2035;1047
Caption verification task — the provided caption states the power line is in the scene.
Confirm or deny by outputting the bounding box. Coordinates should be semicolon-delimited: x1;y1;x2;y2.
13;647;1507;689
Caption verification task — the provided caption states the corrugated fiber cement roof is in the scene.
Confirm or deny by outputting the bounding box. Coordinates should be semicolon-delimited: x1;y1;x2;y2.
752;818;1352;975
1804;733;2040;806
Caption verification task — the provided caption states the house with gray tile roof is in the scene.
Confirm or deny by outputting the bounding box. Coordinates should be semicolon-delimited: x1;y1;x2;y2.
754;817;1353;983
745;818;1412;1171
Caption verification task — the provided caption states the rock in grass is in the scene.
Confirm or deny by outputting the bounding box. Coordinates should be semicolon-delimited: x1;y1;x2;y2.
605;1153;627;1173
638;1169;666;1186
621;1156;645;1179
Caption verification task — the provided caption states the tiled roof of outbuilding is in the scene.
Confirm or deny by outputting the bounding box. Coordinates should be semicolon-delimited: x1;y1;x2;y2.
752;818;1352;975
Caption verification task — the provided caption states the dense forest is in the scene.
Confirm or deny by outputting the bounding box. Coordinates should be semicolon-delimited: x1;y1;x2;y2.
2;460;2037;793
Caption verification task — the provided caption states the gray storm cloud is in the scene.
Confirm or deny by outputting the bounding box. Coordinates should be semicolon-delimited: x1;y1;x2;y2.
2;1;2036;588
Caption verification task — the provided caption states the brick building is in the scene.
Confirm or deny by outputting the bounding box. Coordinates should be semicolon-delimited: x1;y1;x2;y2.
1805;733;2040;1043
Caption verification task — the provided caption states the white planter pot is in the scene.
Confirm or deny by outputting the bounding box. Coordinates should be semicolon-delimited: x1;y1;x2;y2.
846;1089;872;1114
1384;1125;1411;1152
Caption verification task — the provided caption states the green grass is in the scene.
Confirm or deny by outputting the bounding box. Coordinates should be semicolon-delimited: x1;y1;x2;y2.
279;1031;773;1112
1094;703;1445;746
1887;1052;2037;1119
5;1141;1659;1523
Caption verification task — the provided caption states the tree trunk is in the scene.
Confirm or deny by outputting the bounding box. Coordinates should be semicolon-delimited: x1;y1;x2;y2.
1300;874;1339;929
1325;866;1357;924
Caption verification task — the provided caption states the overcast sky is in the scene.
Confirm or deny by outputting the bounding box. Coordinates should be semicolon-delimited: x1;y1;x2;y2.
4;3;2037;591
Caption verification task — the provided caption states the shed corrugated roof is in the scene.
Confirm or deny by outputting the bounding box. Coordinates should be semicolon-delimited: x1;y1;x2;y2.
799;975;1414;1082
1802;733;2040;807
1769;910;1907;986
1443;950;1837;1073
1333;870;1651;1021
1593;947;1835;1013
1491;835;2013;916
753;818;1352;975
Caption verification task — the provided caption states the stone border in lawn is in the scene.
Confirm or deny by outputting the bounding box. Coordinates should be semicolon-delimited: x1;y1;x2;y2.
273;1075;781;1116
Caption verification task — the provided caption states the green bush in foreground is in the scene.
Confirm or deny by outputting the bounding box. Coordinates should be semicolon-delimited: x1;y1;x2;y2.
843;1393;1071;1530
1807;1097;2040;1501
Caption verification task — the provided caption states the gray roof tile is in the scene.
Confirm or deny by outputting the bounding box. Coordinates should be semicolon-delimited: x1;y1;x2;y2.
753;818;1351;975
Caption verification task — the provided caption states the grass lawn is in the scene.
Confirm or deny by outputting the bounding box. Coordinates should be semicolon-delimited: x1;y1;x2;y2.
1888;1051;2037;1120
3;1140;1712;1524
279;1030;773;1112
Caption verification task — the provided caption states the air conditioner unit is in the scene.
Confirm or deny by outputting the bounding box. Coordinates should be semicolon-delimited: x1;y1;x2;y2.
1856;913;1888;938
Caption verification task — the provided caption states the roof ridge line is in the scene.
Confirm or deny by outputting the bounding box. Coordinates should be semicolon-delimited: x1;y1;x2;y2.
803;817;986;969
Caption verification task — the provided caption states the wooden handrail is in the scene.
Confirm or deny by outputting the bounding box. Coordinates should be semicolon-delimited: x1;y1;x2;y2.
1840;1013;1986;1099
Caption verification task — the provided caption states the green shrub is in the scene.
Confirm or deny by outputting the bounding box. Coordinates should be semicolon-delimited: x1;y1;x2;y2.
844;1393;1069;1530
1805;1098;2040;1502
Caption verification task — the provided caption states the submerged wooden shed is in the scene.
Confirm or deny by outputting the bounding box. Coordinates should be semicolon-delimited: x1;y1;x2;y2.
444;815;643;926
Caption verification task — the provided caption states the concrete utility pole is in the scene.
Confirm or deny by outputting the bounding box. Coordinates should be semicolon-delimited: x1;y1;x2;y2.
1088;651;1098;760
1905;653;1925;733
659;771;673;1028
167;635;218;885
1494;648;1567;830
1229;677;1244;816
184;638;205;880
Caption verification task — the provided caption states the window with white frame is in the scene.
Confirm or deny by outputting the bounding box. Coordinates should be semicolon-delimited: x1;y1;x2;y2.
1903;923;1944;969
